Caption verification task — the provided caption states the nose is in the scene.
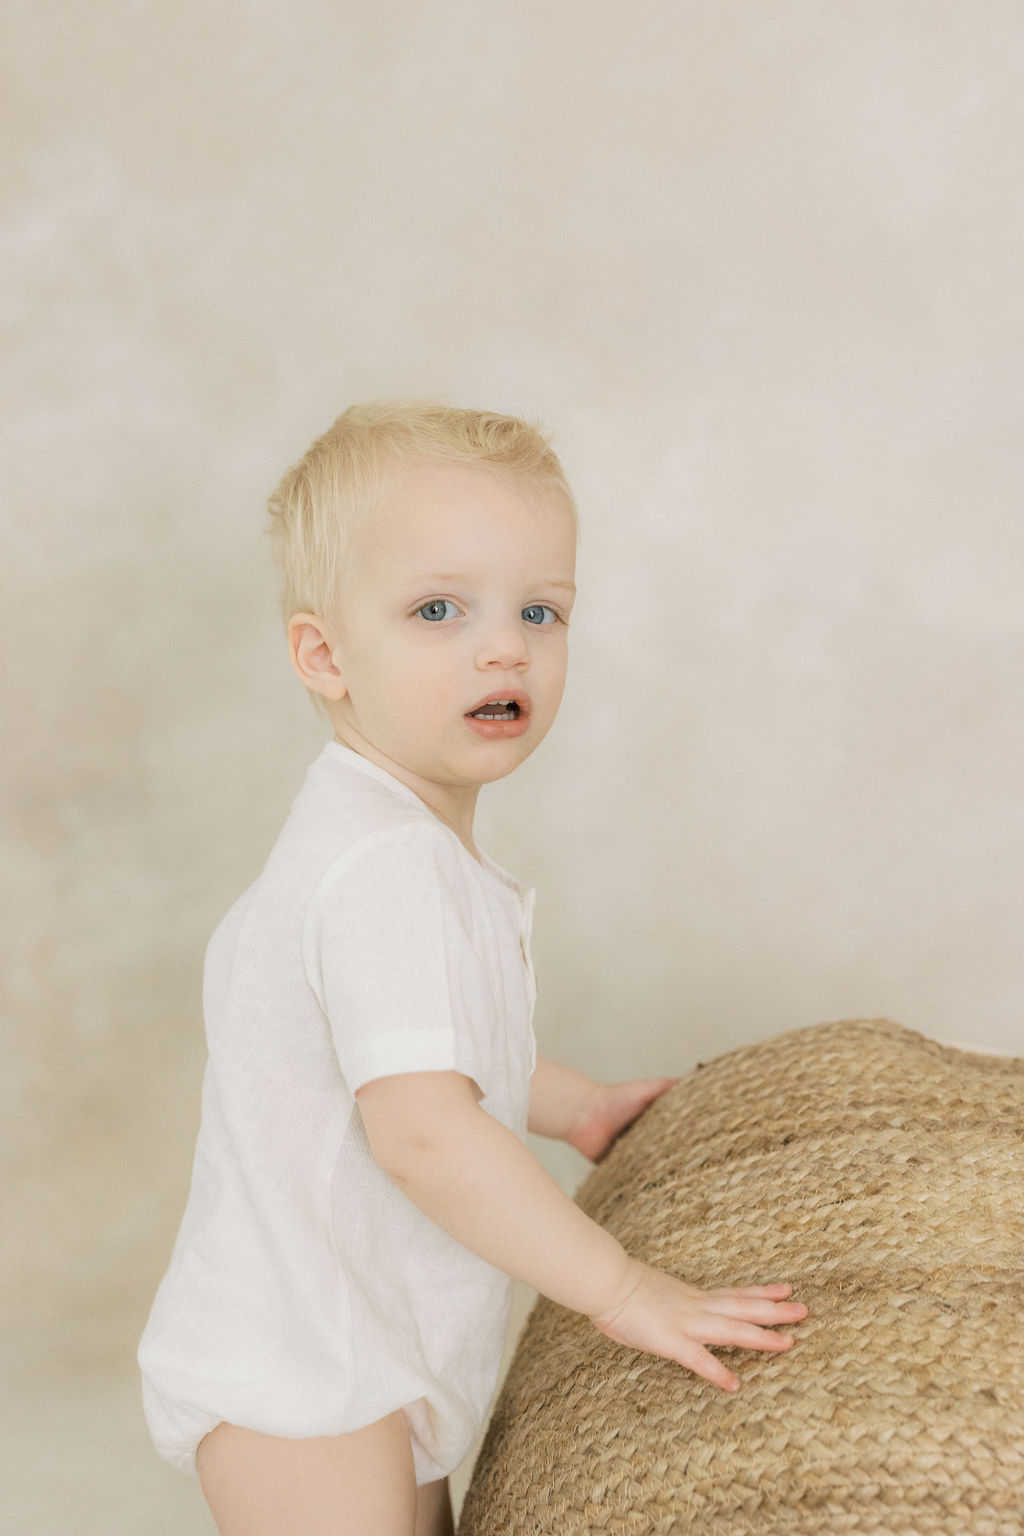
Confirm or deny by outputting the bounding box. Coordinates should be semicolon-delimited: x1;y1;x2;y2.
474;615;530;672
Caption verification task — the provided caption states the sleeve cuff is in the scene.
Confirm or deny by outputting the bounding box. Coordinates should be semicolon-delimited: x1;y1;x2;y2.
340;1026;487;1099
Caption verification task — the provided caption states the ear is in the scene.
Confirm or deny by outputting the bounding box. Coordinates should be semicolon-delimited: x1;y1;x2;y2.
287;613;348;702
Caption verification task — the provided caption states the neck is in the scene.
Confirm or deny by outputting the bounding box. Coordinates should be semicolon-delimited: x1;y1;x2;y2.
331;728;481;860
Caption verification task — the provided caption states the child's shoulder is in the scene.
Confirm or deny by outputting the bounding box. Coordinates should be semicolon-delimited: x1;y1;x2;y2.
274;741;461;892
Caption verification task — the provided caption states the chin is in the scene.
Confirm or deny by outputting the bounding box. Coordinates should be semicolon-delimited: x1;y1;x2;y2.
479;742;540;783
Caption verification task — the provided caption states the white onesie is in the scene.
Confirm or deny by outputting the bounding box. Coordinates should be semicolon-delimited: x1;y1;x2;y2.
138;742;537;1482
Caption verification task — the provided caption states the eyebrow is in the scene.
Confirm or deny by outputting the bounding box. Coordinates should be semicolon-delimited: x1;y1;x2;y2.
406;574;577;593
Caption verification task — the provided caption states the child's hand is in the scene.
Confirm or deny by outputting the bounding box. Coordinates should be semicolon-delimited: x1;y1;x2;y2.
589;1261;808;1392
567;1077;678;1163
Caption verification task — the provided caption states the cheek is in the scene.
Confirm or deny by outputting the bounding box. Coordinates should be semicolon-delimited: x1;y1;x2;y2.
384;642;453;710
539;636;569;685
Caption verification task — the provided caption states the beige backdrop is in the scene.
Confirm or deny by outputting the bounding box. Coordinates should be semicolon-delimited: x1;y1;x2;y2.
4;3;1023;1529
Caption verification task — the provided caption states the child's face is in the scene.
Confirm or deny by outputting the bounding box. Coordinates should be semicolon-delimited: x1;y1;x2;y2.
326;461;577;802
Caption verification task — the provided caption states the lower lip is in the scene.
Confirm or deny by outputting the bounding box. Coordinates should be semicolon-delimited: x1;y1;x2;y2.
464;711;531;739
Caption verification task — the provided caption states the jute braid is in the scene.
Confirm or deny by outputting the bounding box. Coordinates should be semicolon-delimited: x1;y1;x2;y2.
459;1019;1024;1535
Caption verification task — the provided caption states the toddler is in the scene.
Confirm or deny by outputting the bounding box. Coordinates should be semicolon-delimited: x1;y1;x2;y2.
138;401;806;1536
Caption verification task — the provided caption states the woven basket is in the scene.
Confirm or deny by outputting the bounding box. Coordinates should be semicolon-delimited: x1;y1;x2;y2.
460;1020;1024;1535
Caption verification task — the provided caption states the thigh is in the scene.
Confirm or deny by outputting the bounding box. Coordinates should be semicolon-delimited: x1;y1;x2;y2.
196;1411;417;1536
414;1477;455;1536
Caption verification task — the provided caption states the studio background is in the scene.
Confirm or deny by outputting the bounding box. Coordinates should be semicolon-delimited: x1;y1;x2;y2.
3;4;1022;1530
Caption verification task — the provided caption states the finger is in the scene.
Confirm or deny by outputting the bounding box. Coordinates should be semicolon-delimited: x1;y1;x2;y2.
707;1298;809;1327
711;1283;797;1301
676;1341;740;1393
620;1077;678;1112
702;1317;797;1352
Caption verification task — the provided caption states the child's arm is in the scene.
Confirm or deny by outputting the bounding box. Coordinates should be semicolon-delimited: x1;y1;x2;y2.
356;1069;806;1392
528;1055;678;1162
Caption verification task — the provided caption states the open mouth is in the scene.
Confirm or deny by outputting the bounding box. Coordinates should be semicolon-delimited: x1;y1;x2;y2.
466;699;522;722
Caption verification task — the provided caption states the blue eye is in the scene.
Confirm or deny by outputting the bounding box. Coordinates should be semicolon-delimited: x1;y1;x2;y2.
416;599;460;622
522;604;557;626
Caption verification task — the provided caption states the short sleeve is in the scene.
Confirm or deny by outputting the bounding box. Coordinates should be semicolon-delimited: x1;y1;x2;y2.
302;821;496;1098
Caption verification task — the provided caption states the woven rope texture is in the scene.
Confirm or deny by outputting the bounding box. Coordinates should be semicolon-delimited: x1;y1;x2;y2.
460;1020;1024;1535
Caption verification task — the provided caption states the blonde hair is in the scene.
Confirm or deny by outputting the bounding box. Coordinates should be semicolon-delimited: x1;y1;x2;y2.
266;399;577;622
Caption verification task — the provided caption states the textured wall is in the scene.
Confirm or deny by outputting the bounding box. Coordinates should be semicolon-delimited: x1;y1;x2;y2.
4;0;1023;1397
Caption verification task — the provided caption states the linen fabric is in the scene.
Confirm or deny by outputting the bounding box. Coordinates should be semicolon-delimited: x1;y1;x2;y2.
138;742;537;1481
